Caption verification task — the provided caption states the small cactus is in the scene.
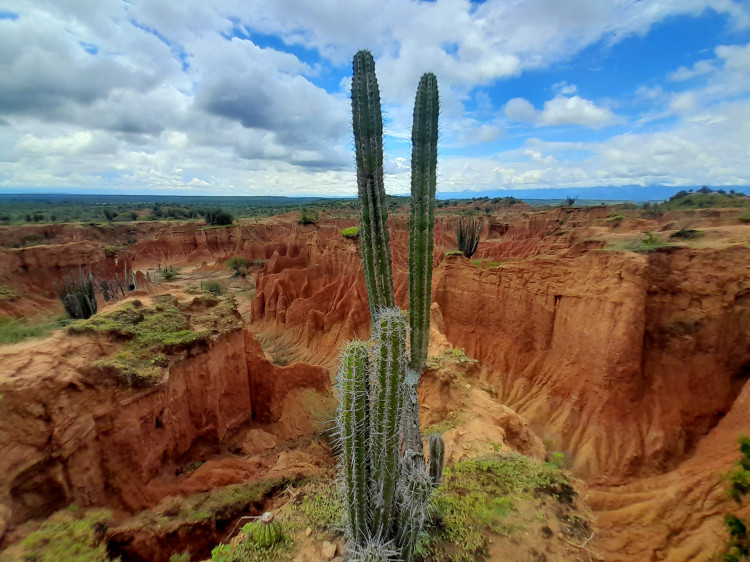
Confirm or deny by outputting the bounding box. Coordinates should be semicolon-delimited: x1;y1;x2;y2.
428;434;445;486
243;512;283;548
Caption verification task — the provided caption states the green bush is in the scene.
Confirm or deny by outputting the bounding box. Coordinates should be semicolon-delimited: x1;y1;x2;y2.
201;280;225;295
205;207;234;226
226;257;249;276
299;209;318;225
340;226;360;239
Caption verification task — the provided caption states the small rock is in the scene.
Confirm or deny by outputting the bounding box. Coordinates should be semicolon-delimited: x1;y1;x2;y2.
331;558;345;562
465;383;471;390
305;527;312;537
558;532;564;539
321;541;336;560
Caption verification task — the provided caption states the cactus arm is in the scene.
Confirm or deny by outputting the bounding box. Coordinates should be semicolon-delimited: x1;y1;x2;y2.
336;340;372;546
409;72;439;373
352;50;395;316
370;308;407;538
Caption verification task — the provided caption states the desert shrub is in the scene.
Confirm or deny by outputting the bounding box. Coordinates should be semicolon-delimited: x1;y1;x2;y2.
739;213;750;223
669;228;704;240
57;272;97;319
340;226;360;239
201;280;225;295
445;250;464;257
162;265;179;280
299;208;318;225
103;209;117;222
456;218;481;258
205;207;234;226
226;257;249;276
605;212;624;223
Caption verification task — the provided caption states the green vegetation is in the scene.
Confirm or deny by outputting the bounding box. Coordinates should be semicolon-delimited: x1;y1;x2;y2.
456;217;481;258
15;508;113;562
605;212;624;223
723;435;750;561
162;265;179;280
0;316;72;345
299;208;319;225
201;280;225;295
470;258;503;269
169;553;191;562
659;186;749;210
204;207;234;226
0;285;18;302
739;212;750;223
226;257;249;277
339;226;360;239
417;454;572;562
68;295;237;386
669;228;704;240
445;250;464;257
605;231;669;253
56;271;98;319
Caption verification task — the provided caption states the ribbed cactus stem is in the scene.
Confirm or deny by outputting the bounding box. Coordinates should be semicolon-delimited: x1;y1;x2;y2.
428;433;445;486
336;340;372;546
409;72;439;373
352;50;395;317
370;308;407;538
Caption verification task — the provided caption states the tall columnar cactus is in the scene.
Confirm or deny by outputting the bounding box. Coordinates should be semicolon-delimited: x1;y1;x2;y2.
409;72;439;374
352;50;395;316
337;50;443;561
428;433;445;486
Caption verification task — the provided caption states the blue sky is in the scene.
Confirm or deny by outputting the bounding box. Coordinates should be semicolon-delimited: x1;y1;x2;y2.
0;1;749;198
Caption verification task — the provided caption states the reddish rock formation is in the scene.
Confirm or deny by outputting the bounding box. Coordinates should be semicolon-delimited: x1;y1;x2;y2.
0;325;330;532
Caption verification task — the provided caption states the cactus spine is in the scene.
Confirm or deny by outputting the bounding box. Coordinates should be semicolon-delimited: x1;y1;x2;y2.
352;50;395;316
428;433;445;486
337;50;443;561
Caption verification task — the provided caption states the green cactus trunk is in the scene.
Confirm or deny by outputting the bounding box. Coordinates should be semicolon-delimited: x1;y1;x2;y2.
409;72;439;373
352;50;395;317
336;340;372;546
370;308;407;539
428;433;445;486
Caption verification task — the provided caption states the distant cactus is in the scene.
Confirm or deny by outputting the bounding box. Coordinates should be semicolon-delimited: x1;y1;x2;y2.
429;434;445;486
57;270;97;319
456;217;481;258
336;50;442;561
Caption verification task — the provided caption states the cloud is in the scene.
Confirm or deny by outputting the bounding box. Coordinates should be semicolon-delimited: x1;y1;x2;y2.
505;95;618;128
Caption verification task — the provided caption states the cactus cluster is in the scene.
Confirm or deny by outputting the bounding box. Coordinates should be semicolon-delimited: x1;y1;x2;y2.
335;50;445;561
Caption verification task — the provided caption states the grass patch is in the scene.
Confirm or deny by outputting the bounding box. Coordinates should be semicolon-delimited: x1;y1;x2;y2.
445;250;464;257
0;316;72;345
418;454;572;562
605;231;669;253
14;508;113;562
68;295;239;386
605;212;624;223
470;258;503;269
